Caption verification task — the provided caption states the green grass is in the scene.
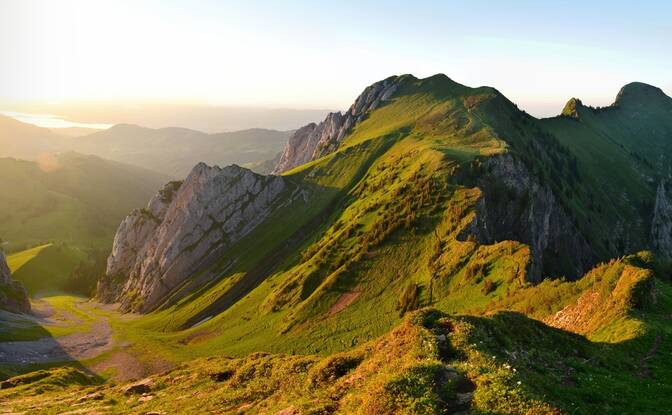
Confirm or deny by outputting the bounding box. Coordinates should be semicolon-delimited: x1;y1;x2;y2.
0;152;168;253
6;243;52;272
7;244;85;295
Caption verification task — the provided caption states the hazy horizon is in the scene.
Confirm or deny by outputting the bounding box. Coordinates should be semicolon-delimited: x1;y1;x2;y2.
2;0;670;128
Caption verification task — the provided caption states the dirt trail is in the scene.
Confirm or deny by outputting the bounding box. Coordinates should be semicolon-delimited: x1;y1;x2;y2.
0;303;114;365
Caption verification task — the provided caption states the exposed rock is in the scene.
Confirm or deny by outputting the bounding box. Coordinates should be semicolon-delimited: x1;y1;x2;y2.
98;163;290;312
561;98;584;119
651;181;672;257
0;250;31;314
271;123;318;174
273;76;403;173
210;370;235;382
460;154;594;282
77;391;105;402
123;378;154;395
0;250;11;286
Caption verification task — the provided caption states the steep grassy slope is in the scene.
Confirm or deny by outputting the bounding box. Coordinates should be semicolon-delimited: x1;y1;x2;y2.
7;243;85;295
0;153;168;252
540;83;672;258
3;257;671;414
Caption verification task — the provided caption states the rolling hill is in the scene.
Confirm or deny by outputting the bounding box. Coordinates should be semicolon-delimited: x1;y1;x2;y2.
0;152;169;252
0;115;71;160
6;243;85;295
0;114;292;177
74;124;291;177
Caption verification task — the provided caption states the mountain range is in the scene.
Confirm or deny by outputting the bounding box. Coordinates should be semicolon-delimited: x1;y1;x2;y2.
0;115;292;177
2;74;672;414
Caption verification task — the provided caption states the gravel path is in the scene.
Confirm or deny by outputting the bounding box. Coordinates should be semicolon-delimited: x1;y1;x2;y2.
0;310;114;364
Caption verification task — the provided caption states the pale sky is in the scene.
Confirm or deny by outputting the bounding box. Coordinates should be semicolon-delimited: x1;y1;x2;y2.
1;0;670;119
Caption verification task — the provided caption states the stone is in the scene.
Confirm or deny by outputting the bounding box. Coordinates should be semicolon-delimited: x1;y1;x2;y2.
459;153;594;282
0;250;30;314
273;76;402;173
98;164;291;312
123;378;154;395
651;181;672;258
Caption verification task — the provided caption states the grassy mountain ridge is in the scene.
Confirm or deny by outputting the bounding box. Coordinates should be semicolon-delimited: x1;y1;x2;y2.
2;255;671;413
104;74;672;350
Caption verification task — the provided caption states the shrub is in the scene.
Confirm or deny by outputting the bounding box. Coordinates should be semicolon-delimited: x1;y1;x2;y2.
482;279;496;295
398;283;421;316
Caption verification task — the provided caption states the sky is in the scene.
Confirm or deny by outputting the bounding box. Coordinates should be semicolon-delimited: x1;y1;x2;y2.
0;0;670;126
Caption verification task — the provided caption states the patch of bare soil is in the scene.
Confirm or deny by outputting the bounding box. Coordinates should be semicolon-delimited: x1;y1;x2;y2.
328;290;361;316
92;351;145;381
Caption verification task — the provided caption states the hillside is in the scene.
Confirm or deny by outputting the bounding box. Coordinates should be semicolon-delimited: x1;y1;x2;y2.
0;114;292;177
0;152;169;252
2;255;671;414
6;243;86;295
2;74;672;413
0;115;71;159
75;124;291;177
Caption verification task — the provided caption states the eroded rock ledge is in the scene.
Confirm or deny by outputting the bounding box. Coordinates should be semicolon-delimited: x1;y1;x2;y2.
273;76;402;173
0;250;30;314
97;163;289;312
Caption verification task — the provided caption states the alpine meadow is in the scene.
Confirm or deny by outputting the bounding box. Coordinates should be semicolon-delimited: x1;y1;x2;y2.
1;2;671;414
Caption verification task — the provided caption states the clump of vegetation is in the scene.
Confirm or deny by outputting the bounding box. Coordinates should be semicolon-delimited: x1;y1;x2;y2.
397;282;421;316
481;278;496;295
63;249;108;297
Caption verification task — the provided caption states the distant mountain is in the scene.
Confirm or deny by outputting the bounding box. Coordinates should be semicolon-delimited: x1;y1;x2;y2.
75;124;291;177
0;115;292;177
0;115;71;160
49;127;100;137
0;152;169;252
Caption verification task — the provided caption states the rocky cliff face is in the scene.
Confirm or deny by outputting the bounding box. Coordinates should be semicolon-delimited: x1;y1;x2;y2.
652;181;672;257
460;154;594;282
98;163;290;312
0;250;30;314
273;76;402;173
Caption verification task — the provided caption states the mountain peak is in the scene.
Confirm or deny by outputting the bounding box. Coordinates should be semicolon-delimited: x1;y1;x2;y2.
615;82;668;106
561;97;585;119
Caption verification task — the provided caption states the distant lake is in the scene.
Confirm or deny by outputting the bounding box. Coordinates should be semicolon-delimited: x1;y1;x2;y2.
0;110;112;130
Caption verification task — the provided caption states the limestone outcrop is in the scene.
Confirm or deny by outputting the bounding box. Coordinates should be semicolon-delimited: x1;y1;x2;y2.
273;76;402;173
0;250;30;314
97;164;289;312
